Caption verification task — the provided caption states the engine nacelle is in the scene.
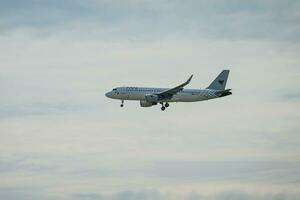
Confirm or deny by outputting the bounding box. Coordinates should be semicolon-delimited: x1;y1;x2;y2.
145;94;159;103
140;100;154;107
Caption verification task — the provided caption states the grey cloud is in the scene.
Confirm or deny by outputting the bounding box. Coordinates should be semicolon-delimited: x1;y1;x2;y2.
214;191;298;200
1;189;299;200
0;0;90;30
278;91;300;101
1;0;299;43
0;190;56;200
0;153;148;177
0;154;58;174
0;71;102;119
72;190;300;200
153;160;300;183
73;193;103;200
0;102;84;119
1;154;300;200
3;154;300;184
101;190;163;200
0;1;300;200
73;190;198;200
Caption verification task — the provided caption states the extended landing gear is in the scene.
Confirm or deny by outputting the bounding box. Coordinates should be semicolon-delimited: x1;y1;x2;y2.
120;100;124;107
160;102;169;111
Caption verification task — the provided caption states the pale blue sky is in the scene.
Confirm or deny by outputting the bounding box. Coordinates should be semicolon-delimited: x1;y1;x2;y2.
0;0;300;199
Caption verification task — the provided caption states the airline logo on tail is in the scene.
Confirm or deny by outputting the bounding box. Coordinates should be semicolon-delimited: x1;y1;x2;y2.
218;80;224;85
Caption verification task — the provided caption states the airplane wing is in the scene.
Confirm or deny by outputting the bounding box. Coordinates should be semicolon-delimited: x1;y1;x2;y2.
156;75;193;100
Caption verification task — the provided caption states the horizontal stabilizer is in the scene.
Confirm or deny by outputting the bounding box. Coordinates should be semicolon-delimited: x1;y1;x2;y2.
215;89;232;97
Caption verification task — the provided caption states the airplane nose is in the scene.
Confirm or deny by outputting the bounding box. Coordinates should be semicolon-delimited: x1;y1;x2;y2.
105;92;112;98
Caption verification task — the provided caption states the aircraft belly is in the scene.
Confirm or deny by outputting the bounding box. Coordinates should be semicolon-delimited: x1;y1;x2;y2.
168;94;209;102
126;93;144;100
167;94;200;102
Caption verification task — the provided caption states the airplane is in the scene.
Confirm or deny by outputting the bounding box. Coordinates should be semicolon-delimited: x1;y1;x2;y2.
105;70;232;111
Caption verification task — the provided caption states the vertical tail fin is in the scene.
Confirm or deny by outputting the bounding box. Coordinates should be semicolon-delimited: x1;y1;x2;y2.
207;70;230;91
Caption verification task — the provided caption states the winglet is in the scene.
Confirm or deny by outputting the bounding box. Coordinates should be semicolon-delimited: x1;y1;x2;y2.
186;74;193;85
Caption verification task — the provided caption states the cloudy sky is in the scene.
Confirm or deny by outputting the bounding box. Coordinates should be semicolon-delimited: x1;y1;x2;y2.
1;0;300;199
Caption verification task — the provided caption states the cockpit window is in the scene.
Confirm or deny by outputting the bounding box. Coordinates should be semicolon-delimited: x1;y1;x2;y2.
113;88;117;91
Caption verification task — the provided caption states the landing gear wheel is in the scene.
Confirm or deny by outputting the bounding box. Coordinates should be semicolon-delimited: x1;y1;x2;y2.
165;103;169;107
161;106;166;111
120;100;124;107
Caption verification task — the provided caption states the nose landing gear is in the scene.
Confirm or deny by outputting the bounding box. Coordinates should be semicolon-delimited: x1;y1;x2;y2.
120;100;124;107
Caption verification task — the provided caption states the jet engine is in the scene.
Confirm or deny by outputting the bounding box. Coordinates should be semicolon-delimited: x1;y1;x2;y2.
145;94;159;103
140;100;155;107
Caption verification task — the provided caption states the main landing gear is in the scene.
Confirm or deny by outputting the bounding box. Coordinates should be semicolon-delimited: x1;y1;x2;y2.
160;102;169;111
120;100;124;107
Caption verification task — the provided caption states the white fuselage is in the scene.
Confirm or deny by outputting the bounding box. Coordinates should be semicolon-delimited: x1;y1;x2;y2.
105;87;219;102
